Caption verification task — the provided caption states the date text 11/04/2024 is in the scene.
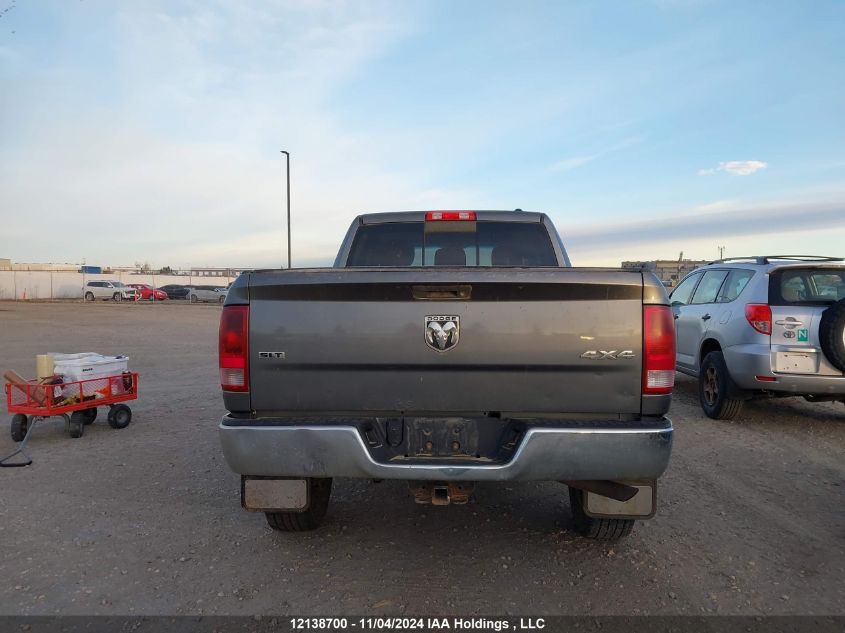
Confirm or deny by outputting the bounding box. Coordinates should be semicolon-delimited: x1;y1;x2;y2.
289;617;546;631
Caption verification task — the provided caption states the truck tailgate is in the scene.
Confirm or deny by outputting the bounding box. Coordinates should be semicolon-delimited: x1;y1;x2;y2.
247;269;644;415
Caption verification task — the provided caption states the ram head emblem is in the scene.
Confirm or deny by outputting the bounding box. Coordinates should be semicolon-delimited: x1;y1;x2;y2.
425;316;460;352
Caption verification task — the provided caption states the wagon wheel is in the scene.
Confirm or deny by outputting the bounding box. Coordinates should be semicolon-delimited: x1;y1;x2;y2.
81;408;98;425
68;412;86;438
11;414;29;442
107;404;132;429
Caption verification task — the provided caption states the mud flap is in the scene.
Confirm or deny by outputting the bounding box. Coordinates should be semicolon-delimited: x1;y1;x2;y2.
583;481;656;519
242;476;309;513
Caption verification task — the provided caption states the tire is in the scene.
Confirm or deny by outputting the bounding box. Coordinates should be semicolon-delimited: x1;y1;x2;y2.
819;299;845;372
265;478;333;532
11;414;28;442
68;412;86;438
568;487;634;541
112;292;122;302
81;408;97;425
107;404;132;429
84;292;95;302
190;294;198;303
698;351;745;420
219;296;225;303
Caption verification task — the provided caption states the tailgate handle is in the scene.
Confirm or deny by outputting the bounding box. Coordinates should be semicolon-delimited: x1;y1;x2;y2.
412;285;472;300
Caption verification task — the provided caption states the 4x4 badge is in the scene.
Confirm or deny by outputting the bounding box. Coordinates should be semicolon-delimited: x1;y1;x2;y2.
425;315;460;352
580;350;635;360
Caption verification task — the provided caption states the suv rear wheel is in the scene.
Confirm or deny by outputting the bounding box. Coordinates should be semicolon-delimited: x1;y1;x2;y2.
699;351;744;420
265;478;332;532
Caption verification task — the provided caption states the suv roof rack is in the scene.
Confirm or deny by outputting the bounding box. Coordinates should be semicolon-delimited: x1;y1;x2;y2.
709;255;844;265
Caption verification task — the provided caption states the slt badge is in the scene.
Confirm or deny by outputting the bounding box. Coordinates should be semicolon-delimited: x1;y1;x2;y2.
425;315;460;352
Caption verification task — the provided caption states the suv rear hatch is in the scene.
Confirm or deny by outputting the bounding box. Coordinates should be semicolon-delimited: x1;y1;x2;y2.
769;265;845;376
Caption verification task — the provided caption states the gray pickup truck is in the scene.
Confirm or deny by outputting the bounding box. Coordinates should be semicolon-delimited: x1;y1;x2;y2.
219;210;675;540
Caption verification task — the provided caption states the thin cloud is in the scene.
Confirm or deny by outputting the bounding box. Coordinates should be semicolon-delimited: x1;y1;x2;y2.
549;155;596;172
550;136;643;172
565;200;844;252
698;160;768;176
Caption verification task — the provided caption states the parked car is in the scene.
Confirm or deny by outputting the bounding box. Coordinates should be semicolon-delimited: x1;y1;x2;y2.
128;284;168;301
186;285;227;303
669;255;845;419
83;281;138;302
158;284;189;300
218;210;675;540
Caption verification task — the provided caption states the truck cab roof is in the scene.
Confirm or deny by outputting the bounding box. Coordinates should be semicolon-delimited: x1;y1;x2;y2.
358;210;547;224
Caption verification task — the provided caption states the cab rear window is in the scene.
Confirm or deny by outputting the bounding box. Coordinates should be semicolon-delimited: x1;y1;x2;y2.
346;221;558;267
769;268;845;306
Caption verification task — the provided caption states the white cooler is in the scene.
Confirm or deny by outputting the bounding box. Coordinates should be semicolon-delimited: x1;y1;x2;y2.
50;353;131;397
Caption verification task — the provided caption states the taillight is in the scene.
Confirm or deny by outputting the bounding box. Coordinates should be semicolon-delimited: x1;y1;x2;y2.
643;305;675;395
425;211;476;221
745;304;771;335
219;305;249;391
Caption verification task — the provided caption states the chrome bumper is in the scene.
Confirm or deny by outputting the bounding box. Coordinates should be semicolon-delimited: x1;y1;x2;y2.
219;418;673;481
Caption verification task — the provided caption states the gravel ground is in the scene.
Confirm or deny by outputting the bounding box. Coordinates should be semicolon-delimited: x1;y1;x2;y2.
0;302;843;616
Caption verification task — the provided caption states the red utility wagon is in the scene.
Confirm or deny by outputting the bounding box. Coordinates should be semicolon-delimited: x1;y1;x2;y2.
6;372;139;441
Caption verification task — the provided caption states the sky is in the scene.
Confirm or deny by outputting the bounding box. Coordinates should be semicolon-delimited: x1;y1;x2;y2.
1;0;844;269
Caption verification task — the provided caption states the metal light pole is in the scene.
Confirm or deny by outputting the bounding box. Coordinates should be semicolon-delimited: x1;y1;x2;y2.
281;150;291;268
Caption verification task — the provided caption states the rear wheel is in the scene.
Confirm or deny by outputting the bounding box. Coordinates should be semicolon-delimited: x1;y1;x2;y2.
699;351;744;420
84;291;95;302
81;408;97;425
265;478;333;532
190;294;198;303
68;412;86;438
11;414;28;442
112;292;122;302
219;296;225;303
107;404;132;429
568;487;634;541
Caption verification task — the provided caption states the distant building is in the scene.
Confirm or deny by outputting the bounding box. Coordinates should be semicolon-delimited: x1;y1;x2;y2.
189;267;250;277
621;259;709;286
3;262;79;272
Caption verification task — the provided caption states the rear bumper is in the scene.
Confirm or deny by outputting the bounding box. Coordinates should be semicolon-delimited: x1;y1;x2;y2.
725;344;845;394
219;417;674;481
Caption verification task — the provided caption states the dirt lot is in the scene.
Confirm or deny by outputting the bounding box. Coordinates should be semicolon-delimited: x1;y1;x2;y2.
0;302;843;616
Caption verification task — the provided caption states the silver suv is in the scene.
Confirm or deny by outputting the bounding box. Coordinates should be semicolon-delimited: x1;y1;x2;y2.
670;256;845;419
83;280;138;302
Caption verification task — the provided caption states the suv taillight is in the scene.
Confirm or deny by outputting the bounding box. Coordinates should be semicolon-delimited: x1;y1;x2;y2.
643;305;675;395
219;305;249;391
744;304;772;335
